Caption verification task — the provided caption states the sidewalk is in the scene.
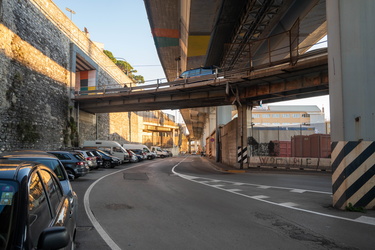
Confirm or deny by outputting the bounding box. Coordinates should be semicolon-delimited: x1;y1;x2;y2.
202;156;332;175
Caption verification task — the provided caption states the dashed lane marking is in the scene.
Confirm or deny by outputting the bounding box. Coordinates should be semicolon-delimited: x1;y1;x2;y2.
226;189;243;192
355;216;375;226
251;195;270;199
172;159;375;227
291;189;307;193
279;202;299;207
211;185;225;188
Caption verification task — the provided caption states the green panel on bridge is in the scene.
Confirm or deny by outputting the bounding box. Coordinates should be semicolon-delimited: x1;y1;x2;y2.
153;37;179;48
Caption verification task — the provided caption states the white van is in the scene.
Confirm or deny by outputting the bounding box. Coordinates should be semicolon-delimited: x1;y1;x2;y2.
150;146;169;158
83;140;130;163
122;144;154;160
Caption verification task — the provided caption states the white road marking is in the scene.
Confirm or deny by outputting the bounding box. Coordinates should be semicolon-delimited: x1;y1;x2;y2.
258;185;271;189
355;216;375;226
279;202;299;207
251;195;269;199
291;189;307;193
226;189;242;192
211;184;225;188
171;159;375;227
84;162;154;250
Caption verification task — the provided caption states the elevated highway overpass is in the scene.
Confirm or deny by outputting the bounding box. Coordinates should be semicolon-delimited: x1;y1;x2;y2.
74;49;327;113
74;0;373;210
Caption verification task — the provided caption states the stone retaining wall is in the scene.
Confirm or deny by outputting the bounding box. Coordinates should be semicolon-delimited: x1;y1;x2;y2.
0;0;137;152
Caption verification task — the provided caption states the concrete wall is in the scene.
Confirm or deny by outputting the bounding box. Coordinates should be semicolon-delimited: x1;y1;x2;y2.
249;156;331;171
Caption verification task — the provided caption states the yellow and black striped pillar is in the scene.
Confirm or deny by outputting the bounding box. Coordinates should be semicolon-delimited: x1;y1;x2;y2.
331;141;375;210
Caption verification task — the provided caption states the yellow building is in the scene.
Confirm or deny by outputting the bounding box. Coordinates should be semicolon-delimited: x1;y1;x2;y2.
252;105;327;134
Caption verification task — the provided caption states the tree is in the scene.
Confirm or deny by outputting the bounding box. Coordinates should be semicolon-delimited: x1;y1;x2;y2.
103;50;145;83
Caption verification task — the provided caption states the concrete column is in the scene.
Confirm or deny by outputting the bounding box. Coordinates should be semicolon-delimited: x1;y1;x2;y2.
217;106;232;125
327;0;375;210
216;105;233;162
236;105;248;169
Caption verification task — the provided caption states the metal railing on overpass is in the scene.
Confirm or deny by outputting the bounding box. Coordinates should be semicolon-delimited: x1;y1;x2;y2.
75;35;327;97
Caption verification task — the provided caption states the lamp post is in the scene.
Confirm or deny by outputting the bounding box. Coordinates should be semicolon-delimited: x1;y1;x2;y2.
65;7;76;20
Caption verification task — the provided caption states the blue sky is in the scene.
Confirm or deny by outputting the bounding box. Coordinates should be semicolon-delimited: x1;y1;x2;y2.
53;0;165;81
52;0;330;120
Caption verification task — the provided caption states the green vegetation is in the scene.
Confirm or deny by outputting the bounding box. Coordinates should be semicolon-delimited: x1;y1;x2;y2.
345;203;365;213
104;50;145;83
63;107;79;147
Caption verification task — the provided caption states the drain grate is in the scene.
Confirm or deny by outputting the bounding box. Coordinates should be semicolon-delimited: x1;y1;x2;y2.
123;172;149;180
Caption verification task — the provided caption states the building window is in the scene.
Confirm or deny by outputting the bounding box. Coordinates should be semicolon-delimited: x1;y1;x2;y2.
302;114;310;117
272;114;280;118
262;114;270;118
292;114;300;118
252;114;260;118
282;114;290;118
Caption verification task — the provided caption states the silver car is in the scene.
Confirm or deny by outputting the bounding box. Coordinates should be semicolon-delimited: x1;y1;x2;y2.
75;150;98;169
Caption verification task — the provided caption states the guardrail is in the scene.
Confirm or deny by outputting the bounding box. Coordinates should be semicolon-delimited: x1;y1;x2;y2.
75;72;226;96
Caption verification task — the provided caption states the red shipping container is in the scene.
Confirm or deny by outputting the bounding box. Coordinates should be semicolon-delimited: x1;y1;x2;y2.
310;134;331;158
276;141;291;157
292;135;310;157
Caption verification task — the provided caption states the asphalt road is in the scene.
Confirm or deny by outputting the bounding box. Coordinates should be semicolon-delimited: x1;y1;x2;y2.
71;156;375;250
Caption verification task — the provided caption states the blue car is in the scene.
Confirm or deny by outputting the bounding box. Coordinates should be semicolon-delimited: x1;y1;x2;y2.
0;159;76;249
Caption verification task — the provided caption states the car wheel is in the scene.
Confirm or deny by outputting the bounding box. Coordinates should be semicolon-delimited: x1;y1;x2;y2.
160;155;165;158
103;161;111;169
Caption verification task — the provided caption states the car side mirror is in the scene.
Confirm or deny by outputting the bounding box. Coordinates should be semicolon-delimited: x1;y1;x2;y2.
68;174;75;181
37;226;70;249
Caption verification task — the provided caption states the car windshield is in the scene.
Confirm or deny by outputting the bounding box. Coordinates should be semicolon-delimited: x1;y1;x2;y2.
90;151;100;157
97;150;111;157
73;153;85;161
7;158;66;181
0;180;18;248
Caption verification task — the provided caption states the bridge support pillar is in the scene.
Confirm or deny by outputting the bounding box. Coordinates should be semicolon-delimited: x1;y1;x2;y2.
236;105;249;169
327;0;375;210
216;106;233;162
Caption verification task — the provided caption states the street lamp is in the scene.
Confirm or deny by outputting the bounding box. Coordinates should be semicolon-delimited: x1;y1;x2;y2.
65;7;76;20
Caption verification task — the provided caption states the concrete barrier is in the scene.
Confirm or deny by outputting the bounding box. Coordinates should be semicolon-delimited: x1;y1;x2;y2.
249;156;331;171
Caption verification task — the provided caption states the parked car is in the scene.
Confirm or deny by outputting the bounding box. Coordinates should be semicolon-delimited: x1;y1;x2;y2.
88;150;104;168
74;150;98;169
132;149;146;160
97;150;121;168
0;151;78;222
48;150;90;179
0;159;76;249
150;146;169;158
165;150;173;157
83;140;130;163
123;144;154;160
126;150;139;163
